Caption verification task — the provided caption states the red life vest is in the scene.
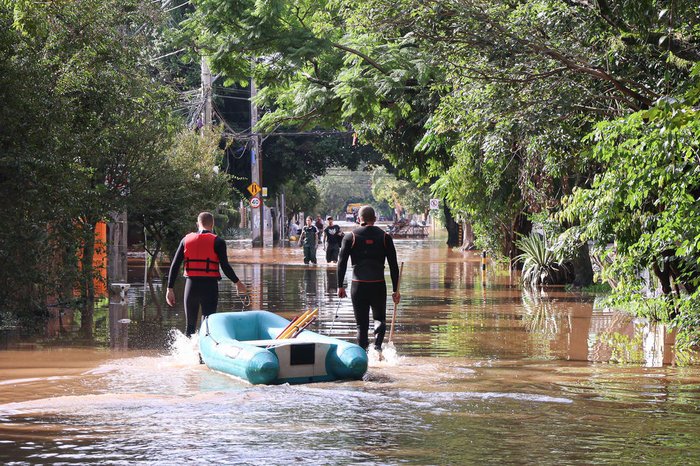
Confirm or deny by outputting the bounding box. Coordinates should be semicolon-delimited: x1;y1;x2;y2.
183;232;221;278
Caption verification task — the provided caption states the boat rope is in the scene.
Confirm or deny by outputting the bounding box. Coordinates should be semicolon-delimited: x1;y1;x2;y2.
204;316;220;346
328;300;341;335
237;287;251;307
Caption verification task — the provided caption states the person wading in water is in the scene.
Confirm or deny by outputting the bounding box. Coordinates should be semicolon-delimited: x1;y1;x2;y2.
323;216;344;264
298;216;319;265
166;211;246;337
337;205;400;353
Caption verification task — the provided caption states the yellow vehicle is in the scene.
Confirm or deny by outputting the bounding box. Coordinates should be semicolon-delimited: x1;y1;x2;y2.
345;203;363;222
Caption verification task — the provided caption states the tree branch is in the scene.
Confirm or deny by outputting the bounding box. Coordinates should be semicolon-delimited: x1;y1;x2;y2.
331;42;389;75
564;0;700;62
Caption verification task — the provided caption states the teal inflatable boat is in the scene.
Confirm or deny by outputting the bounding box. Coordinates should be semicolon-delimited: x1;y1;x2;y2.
199;311;368;384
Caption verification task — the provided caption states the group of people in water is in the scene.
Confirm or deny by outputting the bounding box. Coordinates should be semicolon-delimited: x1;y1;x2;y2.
297;215;344;265
166;206;400;353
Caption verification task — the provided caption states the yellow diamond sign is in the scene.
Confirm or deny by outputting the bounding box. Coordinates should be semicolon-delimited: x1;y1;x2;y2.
247;182;261;197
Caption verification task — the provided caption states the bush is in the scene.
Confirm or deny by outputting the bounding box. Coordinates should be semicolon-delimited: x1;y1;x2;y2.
516;233;572;286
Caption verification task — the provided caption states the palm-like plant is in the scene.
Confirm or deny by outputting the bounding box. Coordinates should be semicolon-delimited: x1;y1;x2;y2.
515;233;568;286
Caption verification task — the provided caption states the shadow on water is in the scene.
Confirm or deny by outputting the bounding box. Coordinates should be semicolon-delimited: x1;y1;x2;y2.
1;240;700;464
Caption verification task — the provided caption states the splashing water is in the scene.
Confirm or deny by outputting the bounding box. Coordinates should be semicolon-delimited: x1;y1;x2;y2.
368;342;401;367
167;329;201;366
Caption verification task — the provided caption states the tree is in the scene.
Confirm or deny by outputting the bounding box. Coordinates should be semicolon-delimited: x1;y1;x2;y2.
562;85;700;329
315;168;374;219
0;0;195;336
281;180;320;223
371;167;431;221
129;128;236;279
183;0;700;323
0;5;77;328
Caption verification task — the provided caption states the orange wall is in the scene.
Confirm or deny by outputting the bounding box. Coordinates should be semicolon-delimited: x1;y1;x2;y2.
93;221;107;297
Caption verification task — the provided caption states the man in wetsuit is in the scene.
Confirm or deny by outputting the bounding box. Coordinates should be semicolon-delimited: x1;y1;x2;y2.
337;205;400;352
166;212;246;337
298;216;319;265
323;216;344;264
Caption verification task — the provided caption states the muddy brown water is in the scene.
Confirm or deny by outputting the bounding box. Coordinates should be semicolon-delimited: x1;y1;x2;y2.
1;240;699;465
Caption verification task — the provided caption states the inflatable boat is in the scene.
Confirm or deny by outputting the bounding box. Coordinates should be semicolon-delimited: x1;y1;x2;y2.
199;310;368;384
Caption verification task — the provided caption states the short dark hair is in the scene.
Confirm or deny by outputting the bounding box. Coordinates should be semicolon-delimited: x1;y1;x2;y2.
327;216;333;220
358;205;376;222
198;211;214;228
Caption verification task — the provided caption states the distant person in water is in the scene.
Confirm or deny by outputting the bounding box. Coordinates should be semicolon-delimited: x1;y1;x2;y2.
166;211;246;337
298;216;319;265
315;215;324;241
323;216;344;264
337;205;400;352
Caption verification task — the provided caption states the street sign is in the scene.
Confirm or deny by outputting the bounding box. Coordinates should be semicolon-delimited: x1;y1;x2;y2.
262;187;268;197
249;197;261;208
247;182;261;197
429;198;440;210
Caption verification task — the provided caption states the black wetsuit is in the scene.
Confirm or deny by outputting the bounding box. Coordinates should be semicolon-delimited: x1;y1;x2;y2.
337;225;399;350
301;225;318;264
167;230;240;336
324;224;343;263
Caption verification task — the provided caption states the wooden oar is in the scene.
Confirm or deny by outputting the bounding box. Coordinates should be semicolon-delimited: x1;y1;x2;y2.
277;308;318;340
291;315;318;338
277;313;302;339
276;309;311;340
388;261;404;343
282;308;318;339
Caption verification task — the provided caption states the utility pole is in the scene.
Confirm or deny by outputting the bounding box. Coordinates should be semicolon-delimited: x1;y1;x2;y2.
200;56;212;131
250;74;263;247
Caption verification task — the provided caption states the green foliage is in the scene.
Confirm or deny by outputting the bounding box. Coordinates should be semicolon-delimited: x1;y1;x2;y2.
282;180;320;221
129;128;236;259
315;168;374;218
0;0;227;333
561;92;700;323
371;166;431;219
515;233;568;286
184;1;700;323
257;133;382;198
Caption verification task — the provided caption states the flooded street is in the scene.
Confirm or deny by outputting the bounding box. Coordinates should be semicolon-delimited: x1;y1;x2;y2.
1;240;699;464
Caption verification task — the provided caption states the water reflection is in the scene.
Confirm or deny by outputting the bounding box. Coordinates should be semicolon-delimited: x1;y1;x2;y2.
0;239;684;369
591;316;678;367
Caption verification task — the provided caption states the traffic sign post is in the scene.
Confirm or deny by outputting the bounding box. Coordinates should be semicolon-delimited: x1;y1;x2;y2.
247;182;261;197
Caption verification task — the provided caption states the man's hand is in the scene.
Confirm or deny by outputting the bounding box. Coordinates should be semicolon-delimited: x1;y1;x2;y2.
166;288;176;307
338;287;347;299
392;291;401;304
235;280;247;295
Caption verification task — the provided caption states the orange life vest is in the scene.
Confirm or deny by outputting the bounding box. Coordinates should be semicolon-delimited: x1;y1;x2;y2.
183;232;221;278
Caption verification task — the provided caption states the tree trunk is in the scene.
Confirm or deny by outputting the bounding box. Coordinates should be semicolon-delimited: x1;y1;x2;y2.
443;203;460;247
505;211;532;267
147;242;161;282
107;211;128;283
653;262;673;295
571;241;594;287
80;223;96;339
461;220;475;250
